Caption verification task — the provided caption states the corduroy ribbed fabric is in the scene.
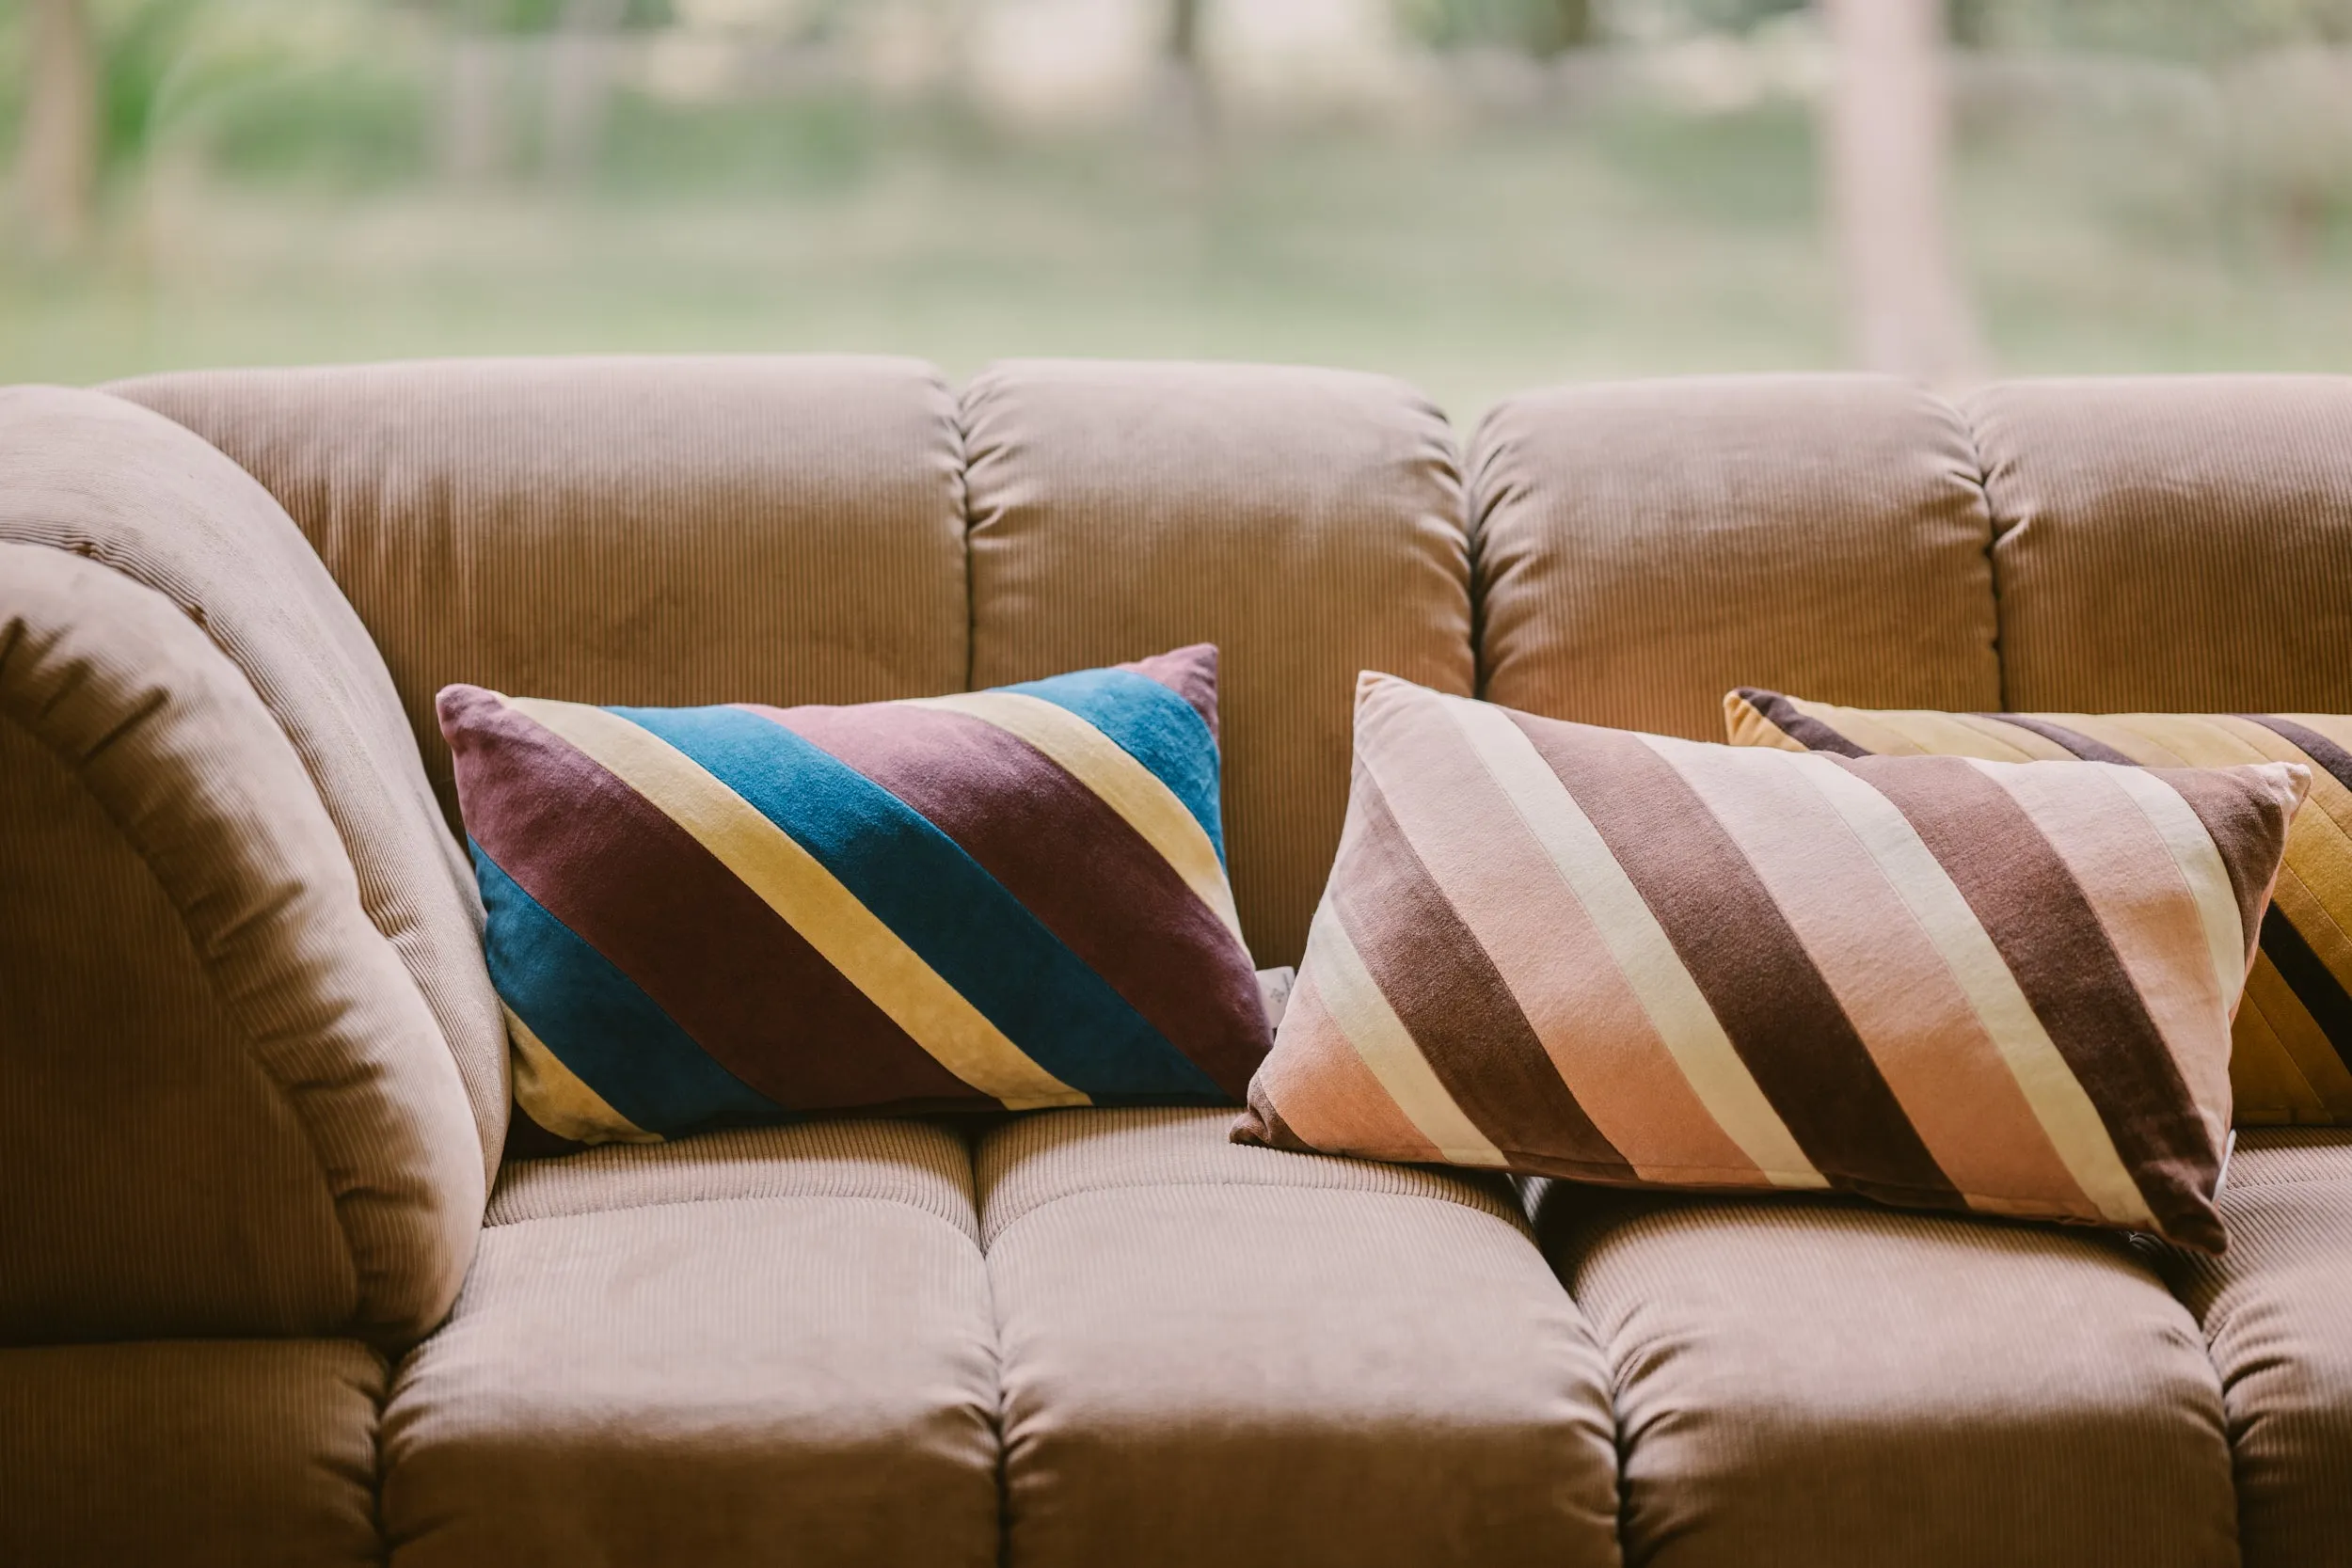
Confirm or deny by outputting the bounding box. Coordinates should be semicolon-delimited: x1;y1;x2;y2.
486;1118;978;1242
961;360;1475;968
1971;377;2352;713
0;1338;383;1568
1531;1183;2237;1568
0;544;482;1348
0;384;507;1179
380;1195;1000;1568
108;354;972;832
2155;1131;2352;1568
1470;375;2000;738
977;1108;1619;1568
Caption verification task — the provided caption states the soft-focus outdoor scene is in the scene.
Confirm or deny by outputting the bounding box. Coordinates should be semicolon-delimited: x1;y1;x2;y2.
8;0;2352;420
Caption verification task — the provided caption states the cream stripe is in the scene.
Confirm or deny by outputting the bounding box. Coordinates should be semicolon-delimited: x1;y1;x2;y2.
1788;752;2156;1227
904;690;1247;945
2102;765;2251;1006
506;1006;661;1146
1439;695;1827;1189
511;697;1089;1111
1301;900;1508;1166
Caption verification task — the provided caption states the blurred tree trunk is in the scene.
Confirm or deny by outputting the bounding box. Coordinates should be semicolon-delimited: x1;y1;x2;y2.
1530;0;1595;56
546;0;628;185
1161;0;1211;145
1820;0;1984;386
17;0;101;257
444;0;507;185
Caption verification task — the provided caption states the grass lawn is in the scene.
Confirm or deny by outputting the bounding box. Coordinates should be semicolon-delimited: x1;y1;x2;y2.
6;91;2348;427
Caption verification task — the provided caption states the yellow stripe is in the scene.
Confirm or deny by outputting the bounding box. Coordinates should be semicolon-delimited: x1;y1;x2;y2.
904;690;1247;946
511;697;1089;1112
2105;765;2250;1011
1301;899;1508;1166
505;1006;661;1147
1786;752;2157;1228
1440;694;1827;1189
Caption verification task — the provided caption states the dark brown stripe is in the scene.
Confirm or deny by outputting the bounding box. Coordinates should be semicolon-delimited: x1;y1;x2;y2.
774;699;1269;1097
1514;714;1961;1205
1232;1083;1306;1152
1336;763;1632;1175
1735;689;1872;757
2147;764;2296;971
447;693;977;1113
2247;714;2352;797
1986;714;2138;765
1841;753;2225;1248
2258;905;2352;1060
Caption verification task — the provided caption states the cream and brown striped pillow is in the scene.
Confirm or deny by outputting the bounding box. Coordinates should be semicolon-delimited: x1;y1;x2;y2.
1728;689;2352;1128
1234;673;2308;1251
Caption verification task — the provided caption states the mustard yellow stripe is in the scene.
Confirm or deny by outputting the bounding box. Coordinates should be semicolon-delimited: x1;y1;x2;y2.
1300;898;1508;1167
1440;693;1828;1189
2232;967;2336;1123
1871;709;2057;761
510;697;1089;1111
1721;690;1806;750
904;690;1247;945
505;1006;661;1147
1791;699;1935;757
1787;752;2157;1229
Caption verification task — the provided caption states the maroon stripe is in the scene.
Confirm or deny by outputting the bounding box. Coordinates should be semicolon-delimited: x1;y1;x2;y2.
1840;752;2225;1248
1986;714;2138;765
2247;715;2352;798
1335;761;1634;1175
1734;689;1873;758
439;689;977;1113
758;699;1269;1098
1121;643;1220;741
2147;764;2296;972
1515;714;1963;1207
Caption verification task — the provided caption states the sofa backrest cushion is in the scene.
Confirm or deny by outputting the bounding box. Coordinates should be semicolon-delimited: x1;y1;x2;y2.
1469;374;2001;739
961;360;1474;968
105;356;971;838
1971;376;2352;713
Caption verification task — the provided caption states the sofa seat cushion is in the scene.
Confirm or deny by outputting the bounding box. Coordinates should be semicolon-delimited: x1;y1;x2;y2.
381;1121;998;1568
977;1108;1620;1568
2159;1131;2352;1567
1532;1183;2236;1568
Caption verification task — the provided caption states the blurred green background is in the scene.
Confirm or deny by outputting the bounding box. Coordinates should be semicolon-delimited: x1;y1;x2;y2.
6;0;2352;422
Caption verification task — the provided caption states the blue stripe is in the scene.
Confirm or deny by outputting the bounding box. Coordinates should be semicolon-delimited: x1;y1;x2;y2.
471;843;786;1137
612;705;1229;1101
999;667;1226;863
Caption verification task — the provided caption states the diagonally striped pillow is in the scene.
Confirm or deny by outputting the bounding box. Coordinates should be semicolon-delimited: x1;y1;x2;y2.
1236;673;2307;1252
440;644;1269;1150
1728;689;2352;1129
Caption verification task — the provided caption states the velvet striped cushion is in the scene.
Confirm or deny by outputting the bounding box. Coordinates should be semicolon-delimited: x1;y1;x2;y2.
1236;673;2308;1251
1729;689;2352;1129
441;645;1268;1149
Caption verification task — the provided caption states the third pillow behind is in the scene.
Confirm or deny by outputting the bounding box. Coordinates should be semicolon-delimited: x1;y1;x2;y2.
1234;673;2308;1253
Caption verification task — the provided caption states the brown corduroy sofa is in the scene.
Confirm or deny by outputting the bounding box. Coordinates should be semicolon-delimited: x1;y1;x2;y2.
3;357;2348;1568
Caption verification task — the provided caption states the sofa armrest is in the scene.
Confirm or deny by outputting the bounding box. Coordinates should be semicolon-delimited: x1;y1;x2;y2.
0;388;501;1349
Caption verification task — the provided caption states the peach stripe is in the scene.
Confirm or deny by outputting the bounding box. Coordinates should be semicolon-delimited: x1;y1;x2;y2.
1791;752;2156;1227
1368;696;1767;1185
1437;694;1825;1189
1651;740;2095;1214
1298;897;1508;1167
1258;964;1445;1162
1975;760;2232;1129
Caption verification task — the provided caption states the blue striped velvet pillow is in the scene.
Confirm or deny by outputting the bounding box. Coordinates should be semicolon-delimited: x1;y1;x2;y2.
439;645;1268;1150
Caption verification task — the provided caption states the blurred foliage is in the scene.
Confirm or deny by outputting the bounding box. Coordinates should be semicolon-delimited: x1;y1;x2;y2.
1953;0;2352;55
